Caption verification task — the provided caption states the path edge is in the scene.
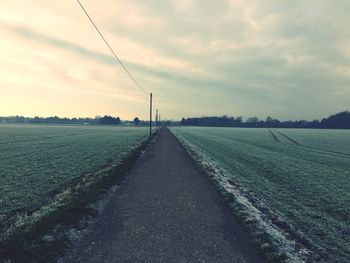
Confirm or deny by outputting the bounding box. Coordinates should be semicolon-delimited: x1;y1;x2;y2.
0;131;159;263
168;128;291;263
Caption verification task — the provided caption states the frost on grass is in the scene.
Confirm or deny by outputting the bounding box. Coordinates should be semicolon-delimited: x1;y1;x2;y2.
173;131;314;263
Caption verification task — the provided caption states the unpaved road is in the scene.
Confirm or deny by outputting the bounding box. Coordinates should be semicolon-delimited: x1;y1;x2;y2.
62;129;263;263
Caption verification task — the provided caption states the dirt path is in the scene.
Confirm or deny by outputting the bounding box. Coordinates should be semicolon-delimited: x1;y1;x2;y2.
61;129;263;263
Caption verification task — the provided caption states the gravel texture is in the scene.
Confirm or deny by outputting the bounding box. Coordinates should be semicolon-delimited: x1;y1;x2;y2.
62;129;263;263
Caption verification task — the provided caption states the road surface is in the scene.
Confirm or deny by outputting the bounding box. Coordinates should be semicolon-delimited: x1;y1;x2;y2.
62;129;263;263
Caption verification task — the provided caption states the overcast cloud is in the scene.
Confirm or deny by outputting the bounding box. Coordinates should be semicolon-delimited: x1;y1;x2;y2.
0;0;349;120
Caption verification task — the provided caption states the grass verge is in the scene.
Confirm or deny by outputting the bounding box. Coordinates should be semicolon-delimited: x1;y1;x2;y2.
0;132;158;263
170;130;293;263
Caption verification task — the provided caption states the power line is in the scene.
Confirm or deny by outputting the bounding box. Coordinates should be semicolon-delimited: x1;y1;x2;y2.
76;0;148;95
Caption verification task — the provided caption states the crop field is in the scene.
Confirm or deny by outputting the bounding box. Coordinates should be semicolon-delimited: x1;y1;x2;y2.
171;127;350;262
0;124;148;234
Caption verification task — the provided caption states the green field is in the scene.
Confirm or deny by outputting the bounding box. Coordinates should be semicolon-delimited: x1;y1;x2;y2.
0;124;148;234
171;127;350;263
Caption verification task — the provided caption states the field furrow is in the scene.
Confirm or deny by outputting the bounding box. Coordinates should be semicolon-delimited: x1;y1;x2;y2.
171;127;350;263
0;124;148;235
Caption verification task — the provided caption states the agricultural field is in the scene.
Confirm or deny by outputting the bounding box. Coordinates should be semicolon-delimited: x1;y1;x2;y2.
171;127;350;263
0;124;148;236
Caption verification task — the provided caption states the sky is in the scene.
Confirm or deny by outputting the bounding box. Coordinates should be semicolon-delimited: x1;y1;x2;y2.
0;0;349;121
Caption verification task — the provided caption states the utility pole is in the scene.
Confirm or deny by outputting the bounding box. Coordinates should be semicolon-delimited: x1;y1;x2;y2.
149;93;152;136
156;109;158;129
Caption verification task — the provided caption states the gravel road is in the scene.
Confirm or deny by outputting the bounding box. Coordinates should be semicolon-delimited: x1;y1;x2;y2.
62;128;263;263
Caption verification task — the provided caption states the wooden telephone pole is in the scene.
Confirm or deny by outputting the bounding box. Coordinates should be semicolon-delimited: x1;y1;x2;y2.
149;93;152;136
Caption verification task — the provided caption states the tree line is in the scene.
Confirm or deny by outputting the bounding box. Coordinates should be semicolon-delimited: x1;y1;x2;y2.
1;111;349;129
181;111;350;129
0;115;121;125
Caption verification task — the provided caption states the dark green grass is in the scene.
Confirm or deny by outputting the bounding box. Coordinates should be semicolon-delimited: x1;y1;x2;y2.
0;124;155;262
172;127;350;263
0;124;147;238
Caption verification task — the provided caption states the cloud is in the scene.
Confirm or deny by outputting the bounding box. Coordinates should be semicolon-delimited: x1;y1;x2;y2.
0;0;349;120
13;26;115;65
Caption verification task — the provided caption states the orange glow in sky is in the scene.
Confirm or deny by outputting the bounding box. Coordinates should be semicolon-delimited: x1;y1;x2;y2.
1;0;349;120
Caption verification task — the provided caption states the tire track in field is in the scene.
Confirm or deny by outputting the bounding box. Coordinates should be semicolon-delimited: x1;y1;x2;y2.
272;129;350;158
267;129;279;142
173;132;318;262
304;145;350;158
272;129;301;145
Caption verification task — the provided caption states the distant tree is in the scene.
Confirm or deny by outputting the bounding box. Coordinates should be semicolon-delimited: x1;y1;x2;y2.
14;116;25;123
321;111;350;129
247;117;259;123
31;116;42;123
265;116;280;127
99;115;121;125
265;116;274;123
246;117;259;127
308;120;320;128
235;116;243;125
133;117;140;126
